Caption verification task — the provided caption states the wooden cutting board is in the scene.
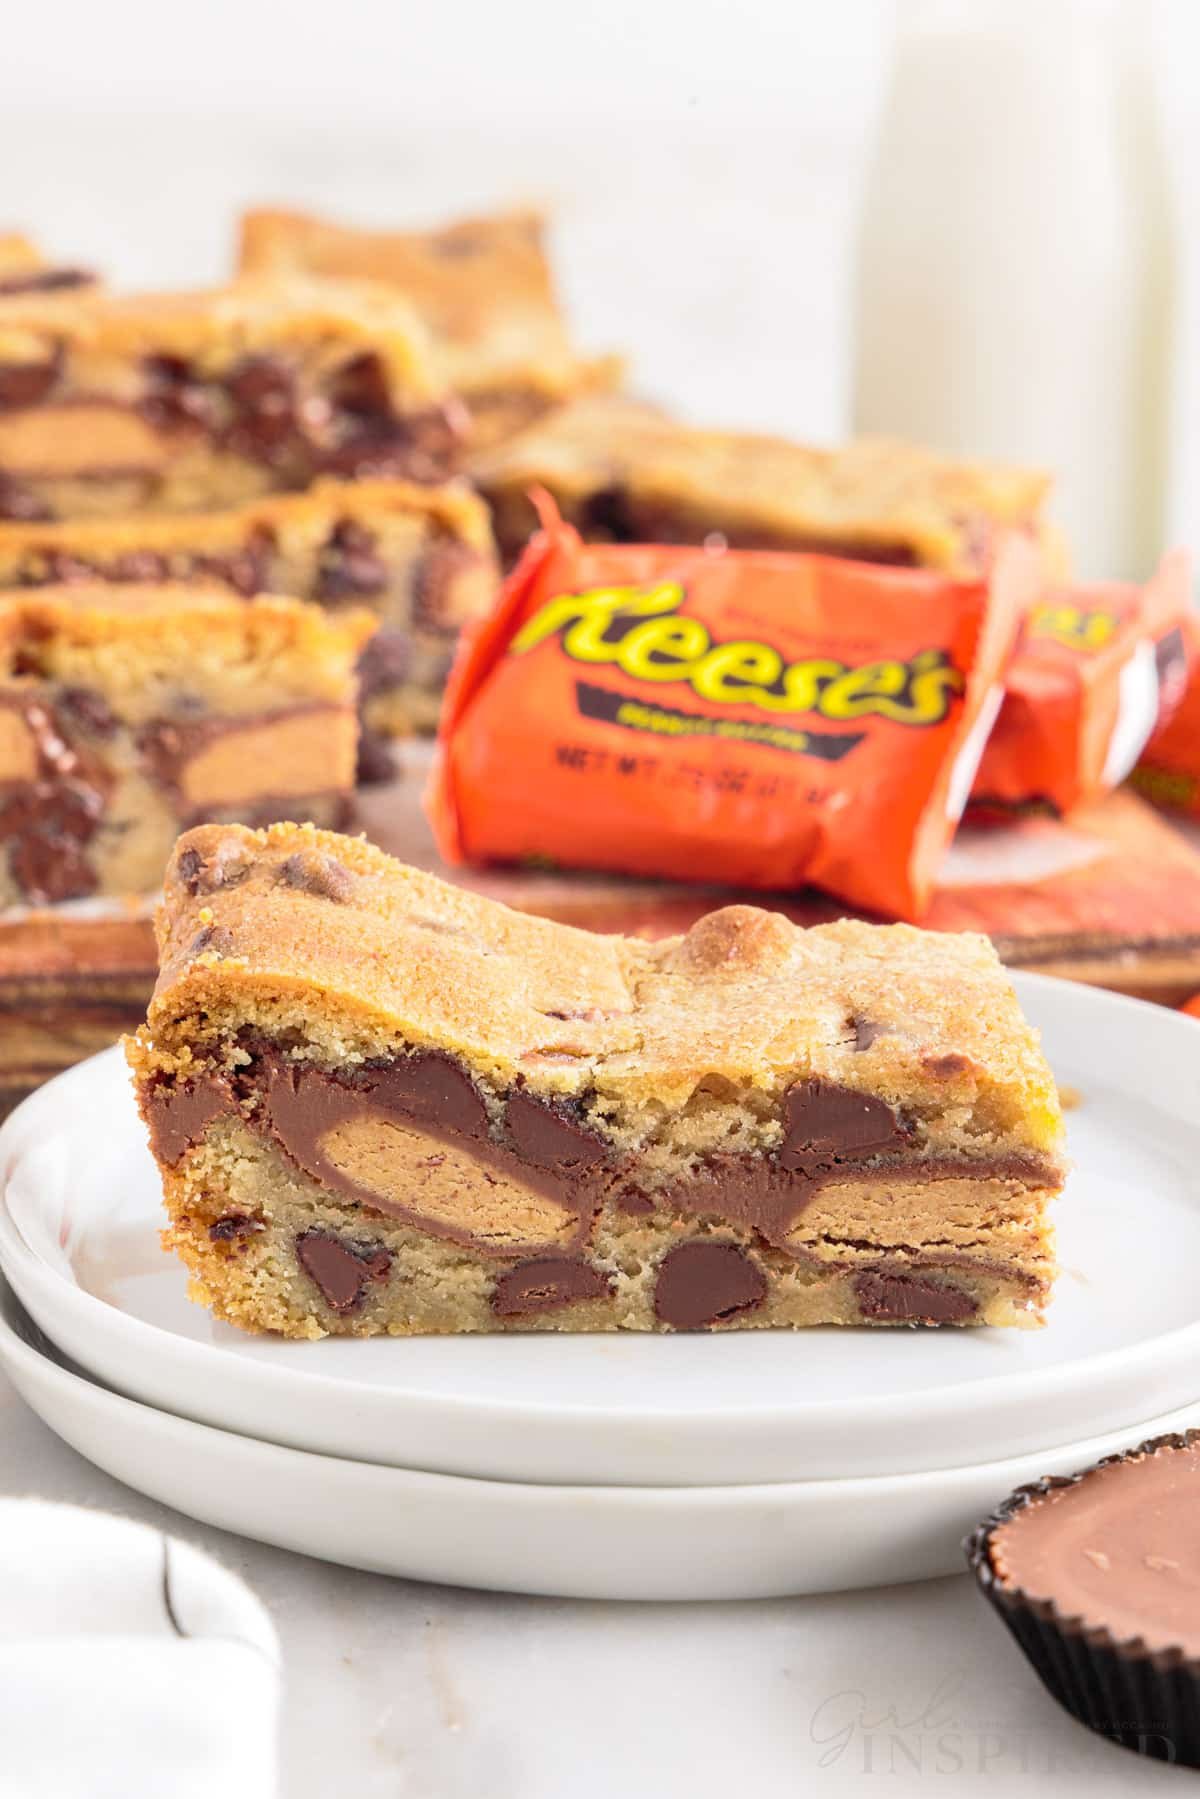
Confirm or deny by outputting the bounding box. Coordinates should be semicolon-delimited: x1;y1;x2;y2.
2;752;1199;1116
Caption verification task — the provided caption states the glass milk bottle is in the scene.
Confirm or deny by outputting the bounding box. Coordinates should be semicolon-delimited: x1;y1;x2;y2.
852;0;1175;580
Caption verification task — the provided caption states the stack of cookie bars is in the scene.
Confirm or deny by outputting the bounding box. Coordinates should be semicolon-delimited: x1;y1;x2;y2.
0;207;1059;915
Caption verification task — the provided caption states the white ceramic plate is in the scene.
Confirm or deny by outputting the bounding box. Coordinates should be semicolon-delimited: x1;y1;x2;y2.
2;974;1199;1486
3;1275;1199;1600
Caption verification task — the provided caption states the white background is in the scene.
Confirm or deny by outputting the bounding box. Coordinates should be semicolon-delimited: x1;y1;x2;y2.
0;0;1196;471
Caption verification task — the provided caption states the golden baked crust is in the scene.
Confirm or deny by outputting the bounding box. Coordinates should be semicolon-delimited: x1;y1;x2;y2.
0;275;444;402
0;473;492;570
0;581;375;707
471;395;1058;574
238;207;574;397
138;820;1065;1163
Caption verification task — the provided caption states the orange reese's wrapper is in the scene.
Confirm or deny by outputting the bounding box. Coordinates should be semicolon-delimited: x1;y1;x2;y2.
972;551;1192;818
1131;613;1200;820
427;503;1038;919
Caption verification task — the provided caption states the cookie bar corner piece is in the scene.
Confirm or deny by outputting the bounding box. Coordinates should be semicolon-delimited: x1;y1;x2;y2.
128;838;1066;1338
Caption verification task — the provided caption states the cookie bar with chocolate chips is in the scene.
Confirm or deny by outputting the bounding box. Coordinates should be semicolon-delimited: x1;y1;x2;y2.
471;394;1062;573
0;588;373;905
238;206;620;449
128;824;1066;1338
0;235;97;299
0;475;498;746
0;278;461;525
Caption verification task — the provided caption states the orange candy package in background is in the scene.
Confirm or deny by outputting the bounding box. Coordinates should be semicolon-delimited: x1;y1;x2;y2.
970;551;1192;818
1131;615;1200;819
427;501;1039;920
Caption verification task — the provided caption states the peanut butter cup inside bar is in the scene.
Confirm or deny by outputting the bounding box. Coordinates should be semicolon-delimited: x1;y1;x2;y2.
0;277;460;524
128;824;1065;1338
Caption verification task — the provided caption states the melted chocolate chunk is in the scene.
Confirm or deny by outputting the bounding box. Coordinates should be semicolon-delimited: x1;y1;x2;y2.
854;1269;977;1325
225;355;298;464
355;725;399;787
0;698;111;901
208;1212;265;1242
189;923;236;958
922;1053;974;1079
0;358;58;411
850;1017;883;1053
276;849;354;902
780;1079;906;1174
295;1228;392;1314
328;352;391;419
317;520;390;602
0;267;92;297
57;686;118;738
142;1073;233;1165
174;837;255;896
356;630;410;701
30;551;95;584
653;1241;768;1330
504;1091;609;1175
581;485;639;544
197;533;273;598
412;541;485;629
491;1255;612;1318
140;355;217;432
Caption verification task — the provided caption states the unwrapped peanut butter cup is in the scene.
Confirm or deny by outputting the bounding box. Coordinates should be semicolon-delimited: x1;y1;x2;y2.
966;1429;1200;1767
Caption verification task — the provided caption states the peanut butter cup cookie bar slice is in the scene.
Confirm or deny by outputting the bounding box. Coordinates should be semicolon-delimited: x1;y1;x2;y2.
0;277;460;524
128;827;1066;1337
0;586;373;904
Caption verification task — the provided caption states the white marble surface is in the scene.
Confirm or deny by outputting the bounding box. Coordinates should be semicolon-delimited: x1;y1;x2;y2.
0;1367;1188;1797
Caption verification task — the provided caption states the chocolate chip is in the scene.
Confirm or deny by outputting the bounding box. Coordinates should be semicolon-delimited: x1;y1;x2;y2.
328;352;390;419
491;1256;611;1318
197;530;273;598
276;850;354;902
33;551;95;584
356;630;410;701
295;1229;391;1314
141;354;217;431
850;1017;883;1053
779;1079;906;1175
581;485;639;544
109;550;170;582
175;838;254;895
0;474;51;522
0;359;58;411
854;1269;978;1325
143;1073;232;1164
9;829;97;903
412;540;486;630
189;923;236;957
57;686;118;738
0;267;92;296
208;1213;265;1242
653;1241;768;1330
317;520;390;602
356;725;399;787
922;1053;974;1079
504;1091;609;1174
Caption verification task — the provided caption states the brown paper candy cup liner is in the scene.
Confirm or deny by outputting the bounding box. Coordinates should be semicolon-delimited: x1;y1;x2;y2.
964;1430;1200;1769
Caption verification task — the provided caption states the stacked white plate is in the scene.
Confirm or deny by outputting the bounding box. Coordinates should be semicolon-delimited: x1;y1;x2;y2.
2;974;1199;1601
